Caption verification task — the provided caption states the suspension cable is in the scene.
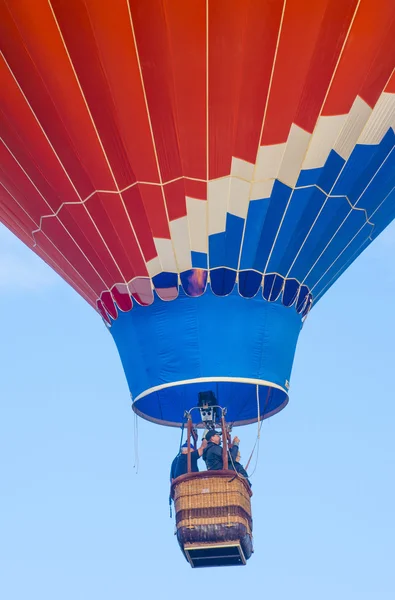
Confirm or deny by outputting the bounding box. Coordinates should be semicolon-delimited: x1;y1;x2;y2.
245;386;272;477
133;410;139;474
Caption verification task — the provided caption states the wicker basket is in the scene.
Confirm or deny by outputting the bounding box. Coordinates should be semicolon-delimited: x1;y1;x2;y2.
171;470;253;566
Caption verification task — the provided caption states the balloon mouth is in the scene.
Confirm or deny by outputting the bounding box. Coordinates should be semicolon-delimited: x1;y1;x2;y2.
131;377;289;428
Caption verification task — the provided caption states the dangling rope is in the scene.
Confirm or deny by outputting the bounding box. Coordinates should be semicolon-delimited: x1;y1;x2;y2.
245;386;272;477
169;421;185;518
133;410;140;474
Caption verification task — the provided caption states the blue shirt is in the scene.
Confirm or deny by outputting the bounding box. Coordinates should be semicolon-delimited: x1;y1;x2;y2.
170;450;200;480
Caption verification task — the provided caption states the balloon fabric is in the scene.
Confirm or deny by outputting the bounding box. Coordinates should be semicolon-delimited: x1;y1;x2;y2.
1;0;394;425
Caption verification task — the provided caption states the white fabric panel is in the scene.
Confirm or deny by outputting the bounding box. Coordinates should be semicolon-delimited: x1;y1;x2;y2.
208;177;230;235
146;255;162;278
153;238;178;272
277;124;311;188
231;156;254;180
254;143;286;181
334;96;372;160
359;92;395;145
303;114;347;169
186;197;207;253
251;179;275;200
228;177;251;220
169;216;192;272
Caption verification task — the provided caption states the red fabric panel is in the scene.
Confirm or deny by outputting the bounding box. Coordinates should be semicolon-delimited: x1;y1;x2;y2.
184;179;207;201
1;0;393;316
261;0;358;144
0;0;115;195
209;0;283;177
51;0;157;188
0;185;38;238
0;151;48;226
163;179;187;222
120;187;159;262
323;0;395;114
34;225;105;297
0;61;82;210
130;0;206;183
385;72;395;93
136;185;170;239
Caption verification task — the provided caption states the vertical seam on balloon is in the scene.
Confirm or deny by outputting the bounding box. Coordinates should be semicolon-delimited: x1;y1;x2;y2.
261;0;362;277
0;209;96;308
205;0;210;275
0;175;99;304
236;0;287;275
284;157;367;280
0;140;109;296
283;11;395;279
313;183;394;302
304;149;394;288
47;1;148;287
312;182;394;301
162;1;194;274
2;50;131;296
313;239;368;302
126;0;182;280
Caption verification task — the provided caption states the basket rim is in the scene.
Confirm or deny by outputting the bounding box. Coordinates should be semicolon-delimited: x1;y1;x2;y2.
171;469;253;499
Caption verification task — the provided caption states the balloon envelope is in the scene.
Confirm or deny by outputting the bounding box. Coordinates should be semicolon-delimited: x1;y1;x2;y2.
1;0;394;426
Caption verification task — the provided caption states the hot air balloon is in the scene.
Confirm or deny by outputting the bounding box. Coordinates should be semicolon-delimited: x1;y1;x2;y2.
1;0;394;567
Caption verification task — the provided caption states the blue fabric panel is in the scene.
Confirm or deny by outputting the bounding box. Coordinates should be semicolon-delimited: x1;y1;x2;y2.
180;269;208;297
312;225;373;299
355;148;395;216
210;268;237;296
110;288;302;425
296;150;345;193
288;195;351;283
283;279;300;307
209;213;244;269
238;270;262;298
191;251;208;269
239;198;270;270
252;180;292;272
263;274;284;302
371;188;395;239
152;272;178;288
332;131;394;201
296;285;309;312
267;186;327;275
314;237;370;302
135;381;288;426
304;215;373;289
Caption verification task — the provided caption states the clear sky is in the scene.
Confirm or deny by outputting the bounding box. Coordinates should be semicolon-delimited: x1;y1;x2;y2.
0;221;394;600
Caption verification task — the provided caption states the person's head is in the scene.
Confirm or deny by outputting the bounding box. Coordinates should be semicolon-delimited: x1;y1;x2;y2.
205;430;222;445
181;442;195;454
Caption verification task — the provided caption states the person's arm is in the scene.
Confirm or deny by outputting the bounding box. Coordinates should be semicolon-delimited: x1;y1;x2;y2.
230;444;239;461
197;438;207;457
229;436;240;461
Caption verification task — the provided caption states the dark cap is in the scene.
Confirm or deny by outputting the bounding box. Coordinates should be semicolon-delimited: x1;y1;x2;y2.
205;430;222;441
181;442;196;450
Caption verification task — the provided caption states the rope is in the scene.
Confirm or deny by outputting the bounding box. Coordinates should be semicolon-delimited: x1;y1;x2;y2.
133;411;139;474
245;386;273;477
245;385;262;471
257;384;261;438
169;421;185;518
227;442;244;483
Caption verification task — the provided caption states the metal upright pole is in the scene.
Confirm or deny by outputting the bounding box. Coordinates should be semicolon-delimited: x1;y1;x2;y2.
221;412;228;470
187;417;192;473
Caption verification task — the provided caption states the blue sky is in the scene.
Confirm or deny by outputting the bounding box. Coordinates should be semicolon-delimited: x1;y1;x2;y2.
0;222;394;600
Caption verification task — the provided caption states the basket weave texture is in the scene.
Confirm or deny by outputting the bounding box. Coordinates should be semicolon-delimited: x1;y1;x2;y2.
173;472;252;534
